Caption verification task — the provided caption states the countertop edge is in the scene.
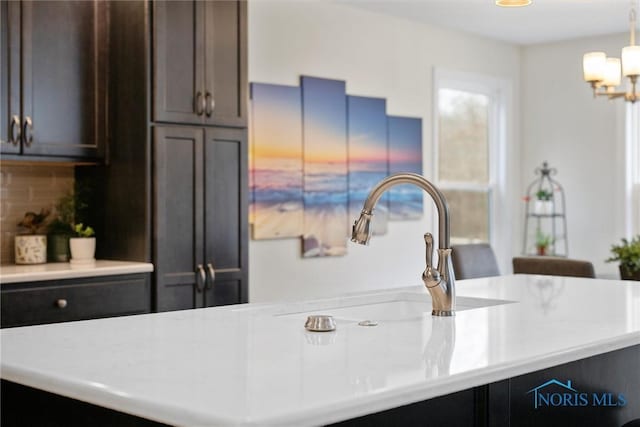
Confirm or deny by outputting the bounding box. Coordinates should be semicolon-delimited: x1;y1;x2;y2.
3;333;639;426
0;261;154;284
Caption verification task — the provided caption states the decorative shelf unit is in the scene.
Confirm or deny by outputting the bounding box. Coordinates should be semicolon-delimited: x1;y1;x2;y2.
522;162;568;256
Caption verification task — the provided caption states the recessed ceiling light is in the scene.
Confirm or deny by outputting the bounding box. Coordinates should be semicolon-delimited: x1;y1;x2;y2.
496;0;532;7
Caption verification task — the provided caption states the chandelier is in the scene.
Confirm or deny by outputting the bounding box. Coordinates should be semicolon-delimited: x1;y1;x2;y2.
495;0;531;6
583;2;640;103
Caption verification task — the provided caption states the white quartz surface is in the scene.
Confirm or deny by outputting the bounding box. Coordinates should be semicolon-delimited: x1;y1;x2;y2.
0;260;154;284
2;275;640;426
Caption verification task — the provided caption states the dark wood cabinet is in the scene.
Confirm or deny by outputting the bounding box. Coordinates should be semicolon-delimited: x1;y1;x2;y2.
0;0;106;161
153;126;247;311
153;0;247;128
92;0;249;312
1;274;151;328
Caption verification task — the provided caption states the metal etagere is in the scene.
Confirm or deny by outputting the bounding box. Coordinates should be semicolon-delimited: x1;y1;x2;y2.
522;162;568;257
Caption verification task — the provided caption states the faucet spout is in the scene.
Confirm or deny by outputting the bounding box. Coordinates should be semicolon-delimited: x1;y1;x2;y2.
350;173;455;316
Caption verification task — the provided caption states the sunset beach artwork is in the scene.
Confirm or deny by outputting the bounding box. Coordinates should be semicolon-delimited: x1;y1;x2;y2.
301;76;348;258
249;83;304;239
249;75;424;258
347;96;389;235
388;116;423;220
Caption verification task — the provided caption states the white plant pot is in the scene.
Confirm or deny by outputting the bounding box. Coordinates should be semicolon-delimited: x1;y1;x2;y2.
534;200;553;215
69;237;96;265
14;234;47;264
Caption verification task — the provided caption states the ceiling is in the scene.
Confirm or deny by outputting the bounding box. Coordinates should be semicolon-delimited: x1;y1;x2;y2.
338;0;634;45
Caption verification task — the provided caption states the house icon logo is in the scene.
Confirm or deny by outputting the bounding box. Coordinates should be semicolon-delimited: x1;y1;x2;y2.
526;378;627;409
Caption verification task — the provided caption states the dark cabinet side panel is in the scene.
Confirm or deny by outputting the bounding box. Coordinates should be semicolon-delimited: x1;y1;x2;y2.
203;127;248;306
20;0;106;159
154;126;204;312
153;0;204;125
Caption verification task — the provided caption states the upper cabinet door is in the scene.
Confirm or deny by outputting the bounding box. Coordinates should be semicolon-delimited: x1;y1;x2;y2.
20;0;106;159
1;1;21;155
153;0;205;125
203;0;247;127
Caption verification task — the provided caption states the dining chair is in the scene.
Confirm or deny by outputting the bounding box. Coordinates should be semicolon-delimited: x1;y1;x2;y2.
451;243;500;280
512;256;595;278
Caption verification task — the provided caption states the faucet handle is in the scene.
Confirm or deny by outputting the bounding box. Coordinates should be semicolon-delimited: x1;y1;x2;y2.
424;233;434;268
423;233;440;283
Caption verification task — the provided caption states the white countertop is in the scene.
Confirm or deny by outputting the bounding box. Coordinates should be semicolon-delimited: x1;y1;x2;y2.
0;260;154;284
1;275;640;426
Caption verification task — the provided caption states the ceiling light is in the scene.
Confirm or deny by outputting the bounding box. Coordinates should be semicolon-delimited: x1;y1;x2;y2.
495;0;532;7
583;2;640;102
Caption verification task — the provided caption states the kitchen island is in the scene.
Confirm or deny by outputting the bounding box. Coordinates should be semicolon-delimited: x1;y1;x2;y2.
1;275;639;426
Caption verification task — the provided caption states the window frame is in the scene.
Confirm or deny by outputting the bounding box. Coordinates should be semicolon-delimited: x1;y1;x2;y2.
432;68;509;265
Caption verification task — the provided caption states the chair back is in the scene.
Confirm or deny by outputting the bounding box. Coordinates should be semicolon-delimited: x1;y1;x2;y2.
451;243;500;280
512;256;595;278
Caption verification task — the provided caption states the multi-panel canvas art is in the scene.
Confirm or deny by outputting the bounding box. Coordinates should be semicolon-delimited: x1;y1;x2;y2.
249;76;423;258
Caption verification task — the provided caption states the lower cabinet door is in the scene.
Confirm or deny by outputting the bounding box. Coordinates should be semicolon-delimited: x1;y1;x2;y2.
1;274;150;328
153;126;205;312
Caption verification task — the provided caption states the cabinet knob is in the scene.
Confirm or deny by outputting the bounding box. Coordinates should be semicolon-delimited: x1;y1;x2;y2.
56;299;68;309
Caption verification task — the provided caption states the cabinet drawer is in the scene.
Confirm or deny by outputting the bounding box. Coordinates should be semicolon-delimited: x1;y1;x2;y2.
1;274;150;328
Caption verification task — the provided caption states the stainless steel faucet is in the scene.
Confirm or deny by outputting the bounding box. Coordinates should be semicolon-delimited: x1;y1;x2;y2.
351;173;456;316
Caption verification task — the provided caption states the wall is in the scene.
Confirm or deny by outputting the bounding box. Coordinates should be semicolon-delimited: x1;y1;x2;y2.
521;33;629;277
0;164;74;264
248;1;522;302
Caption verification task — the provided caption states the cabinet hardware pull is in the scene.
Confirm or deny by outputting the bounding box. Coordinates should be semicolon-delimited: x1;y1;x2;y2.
206;262;215;289
205;92;214;117
196;264;205;292
195;92;205;116
56;299;68;309
9;115;20;146
23;116;33;147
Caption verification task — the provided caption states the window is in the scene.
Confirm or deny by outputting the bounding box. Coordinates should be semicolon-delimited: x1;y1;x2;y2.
433;69;507;248
626;104;640;236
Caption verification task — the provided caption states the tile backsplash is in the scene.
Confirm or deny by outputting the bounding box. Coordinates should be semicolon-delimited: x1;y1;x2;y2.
1;164;75;264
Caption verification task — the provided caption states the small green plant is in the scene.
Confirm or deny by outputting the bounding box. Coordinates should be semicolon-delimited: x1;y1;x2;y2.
74;223;95;238
535;230;553;255
536;189;552;201
606;236;640;275
17;208;51;234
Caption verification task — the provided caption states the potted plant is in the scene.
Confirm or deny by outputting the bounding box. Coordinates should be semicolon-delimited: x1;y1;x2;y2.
69;223;96;265
606;236;640;280
534;189;554;215
535;230;553;256
15;208;51;264
47;192;76;262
